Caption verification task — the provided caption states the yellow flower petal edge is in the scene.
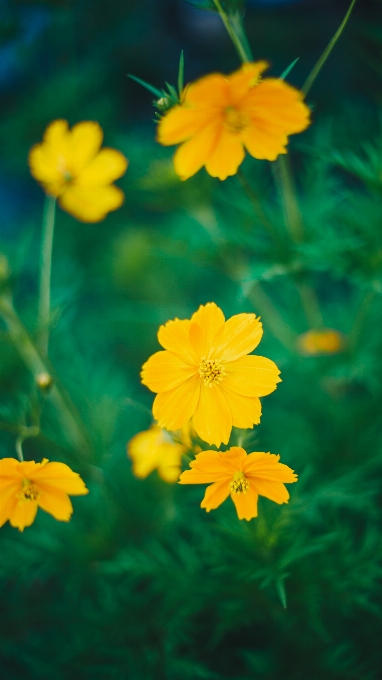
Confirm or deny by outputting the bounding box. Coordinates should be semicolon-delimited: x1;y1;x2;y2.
127;424;190;483
157;62;311;181
28;120;128;222
179;446;298;521
0;458;88;532
141;302;281;447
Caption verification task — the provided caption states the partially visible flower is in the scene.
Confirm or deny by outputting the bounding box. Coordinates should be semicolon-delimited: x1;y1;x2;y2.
127;424;187;482
157;62;310;181
0;458;88;531
297;329;344;356
141;302;281;447
179;446;297;520
29;120;128;222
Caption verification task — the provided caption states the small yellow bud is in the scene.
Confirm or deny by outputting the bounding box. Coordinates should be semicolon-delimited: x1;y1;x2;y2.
36;372;54;392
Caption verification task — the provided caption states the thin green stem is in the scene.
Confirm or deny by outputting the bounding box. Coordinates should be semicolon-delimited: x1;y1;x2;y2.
0;294;92;458
15;426;39;462
15;435;24;462
296;279;324;329
237;169;279;246
38;195;56;356
212;0;251;63
246;282;297;352
275;156;304;243
302;0;357;96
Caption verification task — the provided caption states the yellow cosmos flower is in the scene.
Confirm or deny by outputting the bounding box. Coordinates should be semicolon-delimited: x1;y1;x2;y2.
179;446;297;521
0;457;88;532
141;302;281;447
29;119;128;222
157;62;310;181
297;329;344;356
127;424;187;483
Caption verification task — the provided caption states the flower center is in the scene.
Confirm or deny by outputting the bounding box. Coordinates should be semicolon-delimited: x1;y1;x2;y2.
18;479;40;502
198;357;225;387
229;471;250;494
224;107;249;134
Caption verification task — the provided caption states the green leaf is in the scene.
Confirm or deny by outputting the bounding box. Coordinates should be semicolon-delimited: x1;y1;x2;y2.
178;50;185;96
280;58;299;81
128;75;162;98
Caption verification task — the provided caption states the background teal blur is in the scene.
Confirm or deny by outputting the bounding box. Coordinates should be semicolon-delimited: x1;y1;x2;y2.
2;0;382;678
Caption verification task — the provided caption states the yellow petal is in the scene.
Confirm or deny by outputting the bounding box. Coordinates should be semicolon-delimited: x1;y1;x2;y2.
157;106;215;145
217;446;246;471
76;148;128;186
192;385;232;446
227;62;269;104
58;185;124;222
173;121;222;181
28;144;65;195
231;485;258;520
243;452;297;482
157;318;199;365
153;374;201;430
32;462;88;495
245;79;311;134
0;457;21;478
183;73;229;108
179;468;229;484
242;124;288;161
38;489;73;521
158;464;181;483
212;313;263;362
189;303;225;357
200;479;230;511
0;483;19;527
180;449;231;483
141;350;197;393
204;129;245;180
9;500;38;531
219;384;262;428
250;478;290;504
224;355;281;397
67;121;103;175
43;119;69;146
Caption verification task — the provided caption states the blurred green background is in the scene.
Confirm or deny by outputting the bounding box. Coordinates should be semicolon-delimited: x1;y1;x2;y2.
2;0;382;678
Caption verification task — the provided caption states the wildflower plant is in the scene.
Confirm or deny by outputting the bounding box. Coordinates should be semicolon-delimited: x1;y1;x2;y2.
4;0;382;677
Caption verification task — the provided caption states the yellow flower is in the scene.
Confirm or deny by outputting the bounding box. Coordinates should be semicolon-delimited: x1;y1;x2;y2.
157;62;310;181
29;120;128;222
141;302;281;447
0;458;88;532
127;424;186;483
297;329;344;356
179;446;297;521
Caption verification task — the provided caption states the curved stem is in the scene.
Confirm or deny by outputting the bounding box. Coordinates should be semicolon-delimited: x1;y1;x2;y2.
37;195;56;356
302;0;357;96
0;294;92;458
212;0;252;63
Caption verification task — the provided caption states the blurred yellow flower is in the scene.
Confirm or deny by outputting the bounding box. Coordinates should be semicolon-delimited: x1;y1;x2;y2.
179;446;297;521
0;458;88;532
127;424;186;482
29;120;128;222
141;302;281;447
157;62;310;181
297;329;344;355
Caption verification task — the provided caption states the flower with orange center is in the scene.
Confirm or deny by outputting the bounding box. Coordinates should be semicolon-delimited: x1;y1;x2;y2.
127;424;190;483
141;302;281;447
0;458;88;531
29;120;128;222
179;446;297;520
297;329;344;356
157;61;311;181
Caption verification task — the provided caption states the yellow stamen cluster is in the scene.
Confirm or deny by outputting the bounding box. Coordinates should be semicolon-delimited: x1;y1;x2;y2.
224;107;249;134
230;471;250;494
198;358;226;387
19;479;40;502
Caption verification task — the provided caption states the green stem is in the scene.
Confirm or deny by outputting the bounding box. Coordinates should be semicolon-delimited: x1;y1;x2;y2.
246;282;297;352
237;169;279;246
37;195;56;356
275;155;304;243
302;0;358;96
212;0;252;63
296;279;324;329
15;435;24;462
0;294;92;458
